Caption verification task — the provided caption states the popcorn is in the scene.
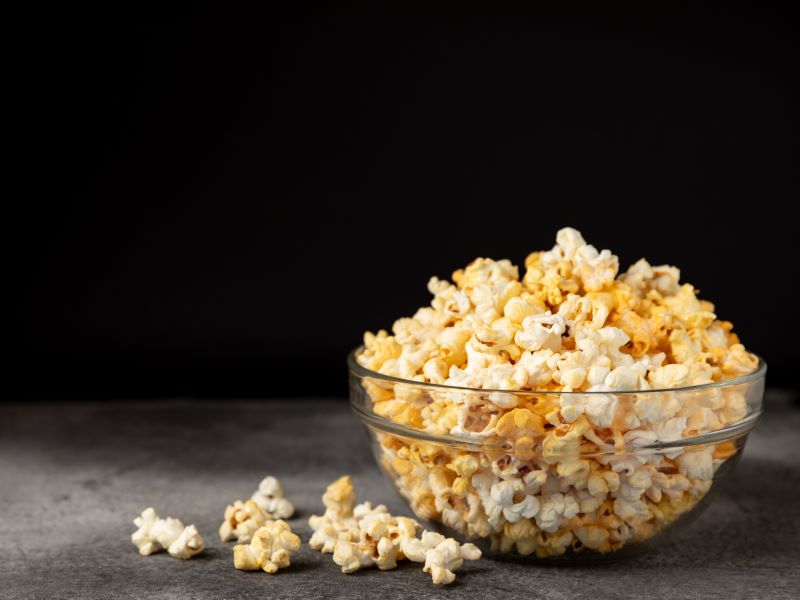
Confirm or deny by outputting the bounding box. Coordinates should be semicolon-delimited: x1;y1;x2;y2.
219;475;295;543
322;475;357;517
313;482;421;573
489;478;540;522
401;531;481;585
493;408;545;459
220;499;270;543
251;476;295;519
131;507;204;559
675;448;714;480
332;539;380;573
560;393;618;428
233;520;301;573
331;509;419;573
515;313;567;352
310;477;482;584
535;493;580;532
357;227;759;558
308;476;358;553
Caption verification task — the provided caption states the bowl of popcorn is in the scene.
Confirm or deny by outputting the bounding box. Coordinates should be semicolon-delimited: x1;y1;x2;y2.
349;227;765;559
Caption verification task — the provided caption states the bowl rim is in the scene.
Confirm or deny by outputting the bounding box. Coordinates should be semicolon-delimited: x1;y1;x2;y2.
348;346;767;396
347;346;766;452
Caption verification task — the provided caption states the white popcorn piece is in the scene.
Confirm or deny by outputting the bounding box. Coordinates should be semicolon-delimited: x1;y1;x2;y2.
675;448;714;480
515;313;567;352
220;499;270;543
131;507;160;555
332;539;378;573
560;393;619;428
535;493;580;533
489;479;540;523
233;520;301;573
251;476;295;519
168;525;205;560
401;531;482;585
573;244;619;292
308;513;357;553
131;507;204;559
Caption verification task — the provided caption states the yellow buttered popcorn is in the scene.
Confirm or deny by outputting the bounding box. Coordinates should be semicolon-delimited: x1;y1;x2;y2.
356;227;761;558
233;520;301;573
219;499;270;544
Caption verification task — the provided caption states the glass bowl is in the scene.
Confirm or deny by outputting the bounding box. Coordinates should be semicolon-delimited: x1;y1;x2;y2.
348;347;766;560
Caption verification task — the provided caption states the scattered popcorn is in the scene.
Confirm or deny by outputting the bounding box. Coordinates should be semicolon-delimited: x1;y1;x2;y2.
310;477;420;573
310;477;480;583
401;531;481;585
131;507;204;559
233;520;301;573
356;227;761;557
220;475;295;543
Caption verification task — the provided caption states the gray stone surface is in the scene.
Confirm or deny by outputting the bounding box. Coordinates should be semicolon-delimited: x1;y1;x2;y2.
1;391;798;600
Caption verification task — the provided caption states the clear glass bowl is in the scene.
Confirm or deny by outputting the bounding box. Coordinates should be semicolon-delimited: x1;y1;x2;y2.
348;348;766;560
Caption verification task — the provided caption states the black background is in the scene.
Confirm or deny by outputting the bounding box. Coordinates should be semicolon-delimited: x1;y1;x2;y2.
13;7;796;399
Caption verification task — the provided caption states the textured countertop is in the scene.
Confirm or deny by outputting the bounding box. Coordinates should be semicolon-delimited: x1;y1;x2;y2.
1;392;799;600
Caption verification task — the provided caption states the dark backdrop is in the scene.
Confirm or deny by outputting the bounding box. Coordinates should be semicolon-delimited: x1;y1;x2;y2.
13;7;796;399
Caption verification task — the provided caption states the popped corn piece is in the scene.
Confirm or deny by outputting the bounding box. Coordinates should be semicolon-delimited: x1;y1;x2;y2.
722;344;759;378
131;507;160;555
648;364;691;389
332;539;378;573
251;476;295;519
499;518;538;555
515;313;567;352
131;507;204;559
541;416;591;461
620;258;681;296
574;525;611;553
401;531;481;585
604;366;648;391
490;478;541;523
233;520;301;573
675;448;714;480
573;244;619;292
535;529;575;558
560;393;619;428
634;391;681;424
220;499;270;543
494;407;545;459
308;513;358;553
323;475;357;517
167;525;205;560
535;493;580;533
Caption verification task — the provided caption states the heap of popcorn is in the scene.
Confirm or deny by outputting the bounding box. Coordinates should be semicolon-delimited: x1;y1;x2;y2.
356;227;759;557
